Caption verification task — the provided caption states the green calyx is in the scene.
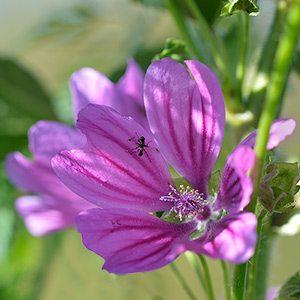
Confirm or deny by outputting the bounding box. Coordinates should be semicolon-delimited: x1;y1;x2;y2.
259;162;300;213
221;0;259;16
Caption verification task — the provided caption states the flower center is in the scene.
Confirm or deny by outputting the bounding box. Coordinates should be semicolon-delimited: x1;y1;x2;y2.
160;185;211;221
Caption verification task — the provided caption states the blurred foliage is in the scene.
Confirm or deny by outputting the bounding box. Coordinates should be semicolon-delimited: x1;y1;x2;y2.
0;58;58;160
134;0;223;25
33;5;98;40
0;163;61;300
0;58;56;121
276;271;300;300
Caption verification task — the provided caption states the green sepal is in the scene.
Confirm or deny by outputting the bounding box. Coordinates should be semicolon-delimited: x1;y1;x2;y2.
152;38;190;63
221;0;259;17
173;176;190;190
275;271;300;300
160;210;182;224
208;170;221;196
259;162;300;213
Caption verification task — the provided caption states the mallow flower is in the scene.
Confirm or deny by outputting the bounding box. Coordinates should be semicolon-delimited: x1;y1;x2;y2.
5;58;145;236
51;58;295;274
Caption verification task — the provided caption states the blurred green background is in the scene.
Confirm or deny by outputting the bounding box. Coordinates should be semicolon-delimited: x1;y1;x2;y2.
1;0;300;299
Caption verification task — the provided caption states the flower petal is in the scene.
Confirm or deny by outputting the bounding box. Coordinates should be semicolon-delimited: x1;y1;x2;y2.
174;212;257;264
116;58;144;106
69;67;113;119
16;195;86;236
5;152;93;212
239;118;296;150
144;58;225;194
6;152;61;195
28;121;85;163
75;208;196;274
52;104;173;212
214;146;255;213
70;63;148;129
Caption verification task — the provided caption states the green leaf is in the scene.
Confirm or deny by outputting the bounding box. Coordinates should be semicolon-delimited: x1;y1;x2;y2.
221;0;259;17
259;162;300;213
0;58;57;120
276;271;300;300
274;213;300;236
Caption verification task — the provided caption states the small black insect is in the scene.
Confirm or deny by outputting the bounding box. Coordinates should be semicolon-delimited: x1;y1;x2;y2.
126;133;159;161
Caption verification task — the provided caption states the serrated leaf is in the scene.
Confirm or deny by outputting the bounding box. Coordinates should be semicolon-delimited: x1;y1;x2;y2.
259;162;300;213
0;58;57;120
276;271;300;300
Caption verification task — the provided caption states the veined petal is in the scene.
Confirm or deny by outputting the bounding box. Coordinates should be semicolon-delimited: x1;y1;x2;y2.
70;66;148;130
16;195;87;236
238;118;296;150
174;212;257;264
144;58;225;194
214;146;255;213
5;152;93;209
28;120;85;163
116;58;144;106
6;152;61;195
69;67;113;119
76;208;196;274
52;104;173;212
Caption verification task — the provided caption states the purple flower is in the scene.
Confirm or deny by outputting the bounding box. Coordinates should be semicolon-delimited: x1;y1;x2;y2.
52;58;295;274
70;58;148;129
266;286;280;300
5;58;145;236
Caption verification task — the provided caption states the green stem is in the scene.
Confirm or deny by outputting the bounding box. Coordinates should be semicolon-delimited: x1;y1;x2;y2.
232;262;248;300
198;256;215;300
170;262;198;300
248;0;300;212
253;212;275;300
247;1;289;126
236;12;249;103
184;0;229;75
185;252;208;298
221;260;231;300
166;0;204;61
248;210;268;300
